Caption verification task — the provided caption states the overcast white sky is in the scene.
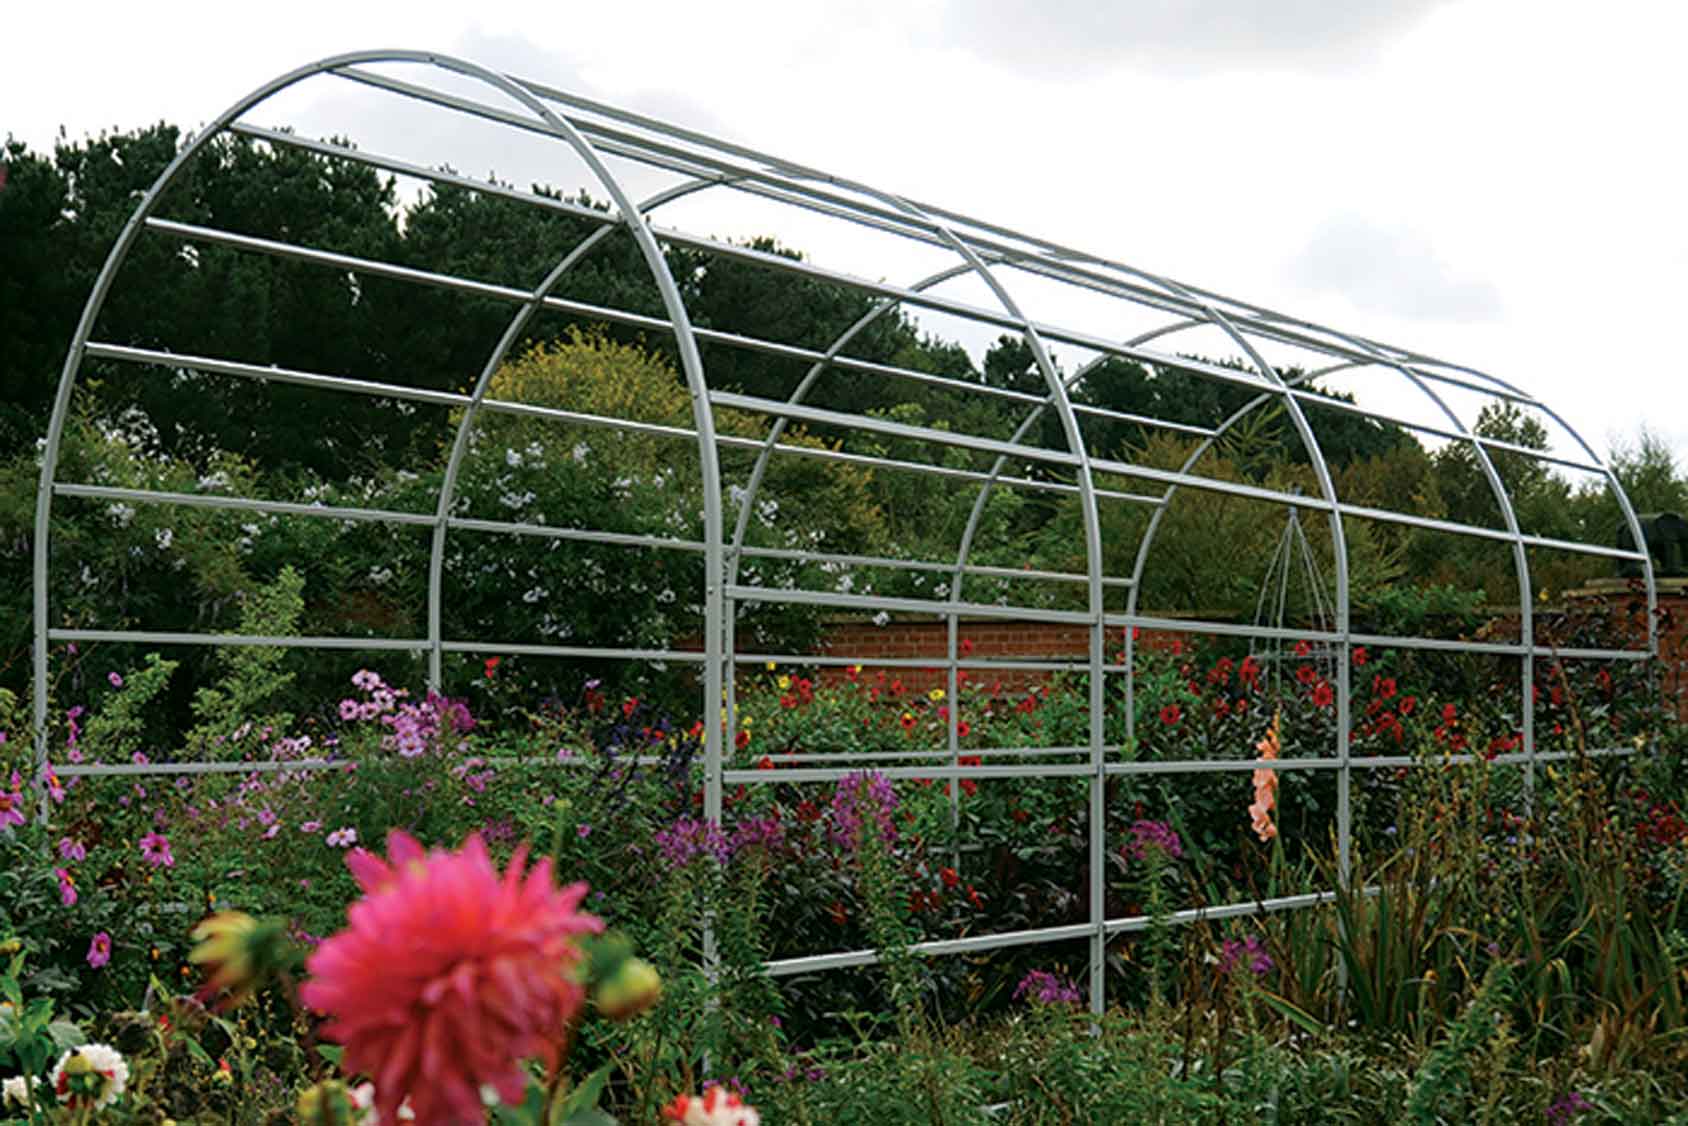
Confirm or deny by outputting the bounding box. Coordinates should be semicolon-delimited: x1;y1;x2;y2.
7;0;1687;476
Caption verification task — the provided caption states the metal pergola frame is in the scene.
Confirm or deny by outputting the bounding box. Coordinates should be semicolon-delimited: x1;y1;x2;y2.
32;50;1658;1015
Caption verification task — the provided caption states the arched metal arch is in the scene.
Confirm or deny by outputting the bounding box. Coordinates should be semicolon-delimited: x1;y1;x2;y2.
32;50;1659;1014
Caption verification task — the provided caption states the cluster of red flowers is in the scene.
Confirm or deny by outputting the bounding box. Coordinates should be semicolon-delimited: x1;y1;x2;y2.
910;863;986;914
1631;788;1688;849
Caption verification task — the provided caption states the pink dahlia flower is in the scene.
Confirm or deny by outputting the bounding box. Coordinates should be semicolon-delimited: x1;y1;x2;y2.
301;830;601;1125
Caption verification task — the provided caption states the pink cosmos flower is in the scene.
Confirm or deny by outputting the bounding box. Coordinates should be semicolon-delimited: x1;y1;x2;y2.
301;830;602;1125
0;775;26;830
138;831;175;868
325;827;357;848
58;838;87;862
55;867;77;907
87;932;112;969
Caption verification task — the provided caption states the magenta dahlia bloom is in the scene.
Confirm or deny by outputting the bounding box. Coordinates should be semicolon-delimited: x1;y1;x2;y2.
301;830;602;1124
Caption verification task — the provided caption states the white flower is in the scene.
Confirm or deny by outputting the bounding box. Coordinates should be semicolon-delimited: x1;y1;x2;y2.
349;1083;415;1123
872;611;891;627
49;1043;128;1110
106;503;135;527
3;1075;39;1107
155;527;174;550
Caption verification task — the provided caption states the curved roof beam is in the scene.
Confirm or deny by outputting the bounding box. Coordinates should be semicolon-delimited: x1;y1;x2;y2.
427;171;733;684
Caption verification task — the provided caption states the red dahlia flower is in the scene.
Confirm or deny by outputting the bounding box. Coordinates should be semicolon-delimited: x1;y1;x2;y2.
301;830;602;1124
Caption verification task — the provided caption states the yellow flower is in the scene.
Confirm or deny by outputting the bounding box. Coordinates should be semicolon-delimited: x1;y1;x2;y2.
777;675;791;691
765;661;777;671
596;958;662;1021
928;688;946;702
188;912;292;1010
297;1080;359;1124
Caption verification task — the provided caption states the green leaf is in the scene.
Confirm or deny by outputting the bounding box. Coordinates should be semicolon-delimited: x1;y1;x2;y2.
555;1063;613;1117
557;1110;618;1126
316;1043;345;1067
45;1020;85;1053
1256;989;1326;1037
185;1037;217;1069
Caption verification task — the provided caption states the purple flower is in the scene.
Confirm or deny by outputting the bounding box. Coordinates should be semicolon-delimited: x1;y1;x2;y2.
576;823;593;839
138;831;174;868
55;867;77;907
1220;934;1274;977
653;817;730;870
300;820;322;834
1547;1091;1592;1125
0;773;26;830
325;827;357;848
108;671;124;688
58;837;86;862
339;698;360;721
730;815;785;858
828;771;898;853
87;932;111;969
1013;969;1082;1006
1123;819;1183;862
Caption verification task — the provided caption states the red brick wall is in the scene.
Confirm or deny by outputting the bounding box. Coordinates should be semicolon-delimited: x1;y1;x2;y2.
802;588;1688;709
808;619;1189;695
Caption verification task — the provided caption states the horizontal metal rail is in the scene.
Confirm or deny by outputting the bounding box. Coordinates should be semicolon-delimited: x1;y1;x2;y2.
760;889;1342;977
1288;383;1606;476
437;640;706;662
741;745;1092;764
48;629;703;663
711;390;1081;469
52;758;348;778
735;543;1134;589
48;628;428;651
735;653;1094;672
722;762;1097;785
85;341;471;407
1098;612;1650;661
725;584;1097;625
56;483;437;527
47;743;1637;782
446;516;707;554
